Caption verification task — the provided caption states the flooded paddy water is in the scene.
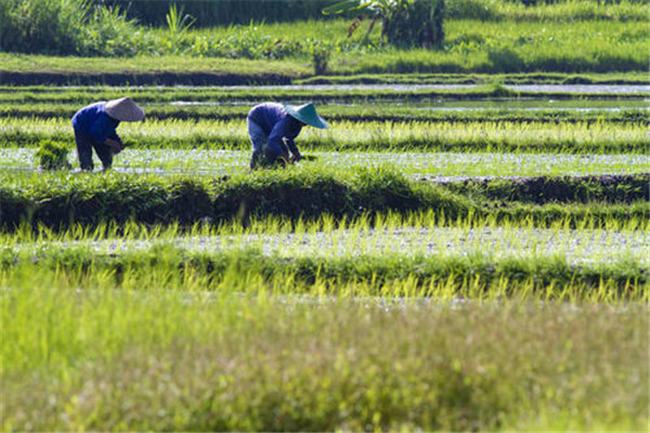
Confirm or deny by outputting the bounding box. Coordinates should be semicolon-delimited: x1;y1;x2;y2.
168;98;649;111
12;226;650;266
150;83;650;93
1;148;648;177
2;81;647;273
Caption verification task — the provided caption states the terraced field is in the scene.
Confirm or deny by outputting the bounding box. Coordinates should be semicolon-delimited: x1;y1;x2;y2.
1;82;648;430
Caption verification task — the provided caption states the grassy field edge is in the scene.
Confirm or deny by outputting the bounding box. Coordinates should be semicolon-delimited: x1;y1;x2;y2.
2;54;649;86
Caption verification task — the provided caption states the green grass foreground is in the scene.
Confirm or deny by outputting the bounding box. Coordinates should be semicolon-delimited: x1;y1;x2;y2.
1;282;647;430
1;169;648;230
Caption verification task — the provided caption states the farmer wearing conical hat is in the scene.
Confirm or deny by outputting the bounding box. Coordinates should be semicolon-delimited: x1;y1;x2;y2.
71;97;145;171
247;102;328;169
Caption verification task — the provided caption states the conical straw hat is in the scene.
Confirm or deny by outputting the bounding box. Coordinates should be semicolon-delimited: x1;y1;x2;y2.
284;102;328;129
105;97;145;122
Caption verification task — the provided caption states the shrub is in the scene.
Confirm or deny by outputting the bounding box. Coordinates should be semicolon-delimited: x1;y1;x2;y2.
0;0;142;56
0;0;85;54
108;0;333;27
383;0;446;48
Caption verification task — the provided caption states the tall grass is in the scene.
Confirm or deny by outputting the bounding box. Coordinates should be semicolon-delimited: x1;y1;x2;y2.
155;19;650;73
102;0;649;25
108;0;333;26
0;0;143;56
1;281;647;430
0;0;85;53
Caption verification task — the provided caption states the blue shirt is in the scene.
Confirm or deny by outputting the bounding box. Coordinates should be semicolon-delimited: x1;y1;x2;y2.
72;102;120;143
247;103;303;152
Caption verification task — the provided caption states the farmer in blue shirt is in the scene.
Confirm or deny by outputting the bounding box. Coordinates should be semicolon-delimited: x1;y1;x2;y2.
247;102;328;169
71;97;145;171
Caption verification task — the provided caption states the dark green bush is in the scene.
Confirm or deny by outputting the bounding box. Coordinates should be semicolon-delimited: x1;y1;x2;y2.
106;0;333;26
0;0;143;56
383;0;446;48
0;0;84;54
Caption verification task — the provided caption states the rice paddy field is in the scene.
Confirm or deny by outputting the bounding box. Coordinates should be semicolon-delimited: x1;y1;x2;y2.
2;12;650;425
1;78;648;431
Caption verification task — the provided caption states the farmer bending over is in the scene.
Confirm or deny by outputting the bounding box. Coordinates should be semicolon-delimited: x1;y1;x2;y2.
71;97;145;171
247;102;327;169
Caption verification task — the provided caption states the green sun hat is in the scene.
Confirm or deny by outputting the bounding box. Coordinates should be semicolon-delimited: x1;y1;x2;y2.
284;102;328;129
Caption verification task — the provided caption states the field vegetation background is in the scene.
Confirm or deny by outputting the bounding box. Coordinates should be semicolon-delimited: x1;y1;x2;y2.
1;0;648;73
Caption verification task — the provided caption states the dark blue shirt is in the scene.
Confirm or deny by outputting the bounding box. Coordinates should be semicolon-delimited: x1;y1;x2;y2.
247;103;303;151
72;102;120;143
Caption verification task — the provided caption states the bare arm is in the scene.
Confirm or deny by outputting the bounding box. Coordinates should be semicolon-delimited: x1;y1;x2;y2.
283;137;302;162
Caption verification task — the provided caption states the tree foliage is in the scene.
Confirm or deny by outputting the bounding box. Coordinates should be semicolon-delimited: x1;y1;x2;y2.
323;0;445;48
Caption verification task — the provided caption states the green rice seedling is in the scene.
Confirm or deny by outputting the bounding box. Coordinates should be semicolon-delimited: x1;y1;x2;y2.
1;240;647;298
34;140;71;171
2;102;647;127
2;117;648;154
0;168;647;231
